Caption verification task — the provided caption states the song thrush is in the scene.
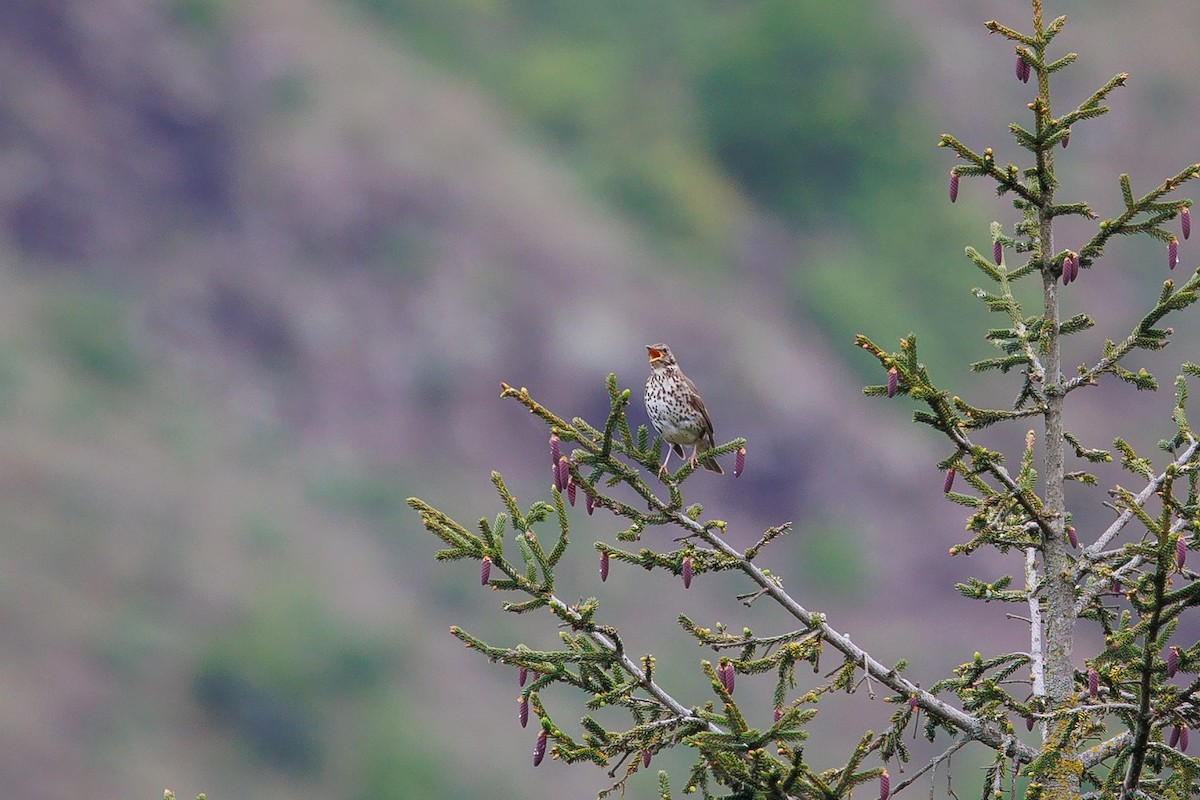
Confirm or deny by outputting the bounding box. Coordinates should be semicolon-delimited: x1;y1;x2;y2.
644;343;724;476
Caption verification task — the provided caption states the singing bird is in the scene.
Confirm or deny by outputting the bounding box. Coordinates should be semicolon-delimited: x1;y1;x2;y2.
644;343;723;476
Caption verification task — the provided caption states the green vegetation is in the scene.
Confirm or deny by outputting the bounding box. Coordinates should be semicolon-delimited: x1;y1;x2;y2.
190;582;476;797
306;466;414;522
41;285;143;386
350;0;984;370
799;516;867;601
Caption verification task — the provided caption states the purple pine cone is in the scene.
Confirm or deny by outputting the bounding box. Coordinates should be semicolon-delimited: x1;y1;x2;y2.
519;695;529;728
555;456;570;492
533;729;547;766
718;661;735;694
599;549;609;582
949;171;960;203
1062;252;1079;286
1016;53;1031;83
481;556;492;586
682;556;693;589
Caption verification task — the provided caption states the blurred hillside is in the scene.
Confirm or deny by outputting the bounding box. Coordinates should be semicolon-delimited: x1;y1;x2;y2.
0;0;1198;797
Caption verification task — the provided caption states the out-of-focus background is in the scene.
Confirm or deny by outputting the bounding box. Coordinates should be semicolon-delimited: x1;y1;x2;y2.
2;0;1198;797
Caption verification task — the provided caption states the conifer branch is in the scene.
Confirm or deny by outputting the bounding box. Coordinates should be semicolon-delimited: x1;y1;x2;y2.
1078;166;1200;266
540;596;724;735
1066;272;1200;394
887;735;970;798
938;135;1039;204
1073;436;1200;615
1119;483;1179;797
639;488;1038;763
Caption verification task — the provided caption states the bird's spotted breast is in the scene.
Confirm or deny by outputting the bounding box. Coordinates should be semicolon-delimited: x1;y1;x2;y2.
646;374;705;445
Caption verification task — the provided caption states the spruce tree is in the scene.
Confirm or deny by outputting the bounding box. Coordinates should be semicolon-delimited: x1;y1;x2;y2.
410;3;1200;797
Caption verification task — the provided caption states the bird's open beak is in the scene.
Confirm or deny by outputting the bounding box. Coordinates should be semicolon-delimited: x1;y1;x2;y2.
646;346;664;362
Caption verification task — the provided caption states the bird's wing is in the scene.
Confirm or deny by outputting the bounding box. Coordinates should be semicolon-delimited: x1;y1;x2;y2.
682;373;716;445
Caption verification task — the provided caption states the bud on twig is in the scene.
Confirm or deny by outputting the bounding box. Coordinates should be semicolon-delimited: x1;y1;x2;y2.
1183;206;1192;240
943;467;955;494
1015;53;1031;83
1061;130;1070;148
1169;237;1179;270
734;446;747;477
533;728;547;766
1088;668;1099;699
599;549;609;582
1168;646;1179;678
886;367;898;398
774;707;783;723
481;556;492;586
519;695;529;728
949;170;960;203
682;555;693;589
880;769;891;800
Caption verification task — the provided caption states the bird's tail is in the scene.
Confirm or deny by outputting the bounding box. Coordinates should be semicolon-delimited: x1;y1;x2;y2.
701;455;724;474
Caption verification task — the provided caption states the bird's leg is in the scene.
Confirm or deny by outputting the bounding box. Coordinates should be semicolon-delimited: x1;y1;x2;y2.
658;447;673;479
688;446;700;470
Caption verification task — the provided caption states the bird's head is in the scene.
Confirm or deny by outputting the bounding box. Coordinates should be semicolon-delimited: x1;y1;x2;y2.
646;343;676;370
